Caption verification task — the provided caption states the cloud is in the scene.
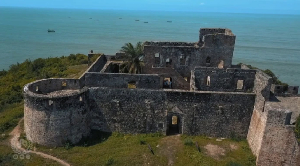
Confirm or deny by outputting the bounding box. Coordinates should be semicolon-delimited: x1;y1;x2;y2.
200;2;205;5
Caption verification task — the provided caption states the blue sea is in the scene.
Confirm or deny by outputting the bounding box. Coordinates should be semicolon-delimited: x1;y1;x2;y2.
0;7;299;86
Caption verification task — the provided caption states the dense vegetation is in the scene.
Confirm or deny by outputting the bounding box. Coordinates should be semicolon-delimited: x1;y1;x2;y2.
242;64;288;87
0;53;98;166
0;54;94;134
0;54;89;109
295;117;300;142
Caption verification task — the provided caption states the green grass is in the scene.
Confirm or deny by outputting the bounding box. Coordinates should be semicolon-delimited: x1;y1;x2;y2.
176;135;256;166
36;132;167;166
33;133;256;166
0;103;24;139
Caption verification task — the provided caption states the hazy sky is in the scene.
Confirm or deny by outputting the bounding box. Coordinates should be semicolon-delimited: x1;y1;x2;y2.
0;0;299;14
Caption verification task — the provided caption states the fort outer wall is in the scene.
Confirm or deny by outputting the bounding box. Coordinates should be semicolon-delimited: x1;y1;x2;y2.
88;87;255;138
24;79;90;147
254;104;300;166
247;69;272;156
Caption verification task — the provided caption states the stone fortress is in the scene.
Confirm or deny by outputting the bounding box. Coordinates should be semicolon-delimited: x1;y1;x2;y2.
24;28;300;165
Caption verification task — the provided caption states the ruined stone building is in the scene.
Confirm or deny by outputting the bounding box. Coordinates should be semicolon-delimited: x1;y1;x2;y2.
24;28;300;165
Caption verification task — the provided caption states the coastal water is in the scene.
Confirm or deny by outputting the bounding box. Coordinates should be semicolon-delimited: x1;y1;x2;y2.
0;7;299;86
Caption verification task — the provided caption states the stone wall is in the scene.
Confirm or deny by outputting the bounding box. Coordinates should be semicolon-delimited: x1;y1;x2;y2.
143;44;195;75
253;70;272;112
144;42;195;47
24;80;90;147
85;73;163;89
87;55;107;72
247;69;272;157
199;28;226;42
247;109;267;157
89;87;255;138
193;67;256;92
143;28;236;79
255;103;300;166
27;79;81;94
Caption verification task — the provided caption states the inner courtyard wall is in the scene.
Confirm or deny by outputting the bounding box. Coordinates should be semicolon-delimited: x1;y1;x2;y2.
193;67;256;92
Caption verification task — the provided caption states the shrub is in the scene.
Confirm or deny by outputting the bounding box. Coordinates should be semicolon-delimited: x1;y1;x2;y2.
230;132;242;142
139;138;146;145
184;138;194;146
295;115;300;141
105;157;115;166
64;141;73;150
226;161;242;166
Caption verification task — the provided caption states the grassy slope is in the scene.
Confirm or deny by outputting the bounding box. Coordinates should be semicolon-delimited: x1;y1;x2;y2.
34;133;255;166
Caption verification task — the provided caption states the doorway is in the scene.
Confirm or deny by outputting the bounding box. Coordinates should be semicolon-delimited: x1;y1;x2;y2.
167;113;181;135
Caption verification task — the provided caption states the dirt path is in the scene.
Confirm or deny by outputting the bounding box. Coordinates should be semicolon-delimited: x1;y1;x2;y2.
158;134;183;166
9;118;71;166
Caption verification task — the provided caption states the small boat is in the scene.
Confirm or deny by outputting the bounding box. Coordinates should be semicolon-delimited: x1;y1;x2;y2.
167;21;172;23
144;22;148;23
135;20;139;21
48;29;55;32
119;18;122;19
89;18;92;19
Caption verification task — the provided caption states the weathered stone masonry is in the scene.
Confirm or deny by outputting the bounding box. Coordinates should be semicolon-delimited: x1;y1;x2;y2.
23;28;300;165
89;88;255;137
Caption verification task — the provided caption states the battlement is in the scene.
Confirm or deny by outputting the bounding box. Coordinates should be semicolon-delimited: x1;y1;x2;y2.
144;41;195;47
199;28;235;42
24;78;82;96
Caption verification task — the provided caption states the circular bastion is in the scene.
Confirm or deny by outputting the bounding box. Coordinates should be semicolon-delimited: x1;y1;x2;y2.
23;78;90;147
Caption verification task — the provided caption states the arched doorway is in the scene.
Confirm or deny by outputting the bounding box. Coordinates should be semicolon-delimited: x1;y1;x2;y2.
166;113;182;135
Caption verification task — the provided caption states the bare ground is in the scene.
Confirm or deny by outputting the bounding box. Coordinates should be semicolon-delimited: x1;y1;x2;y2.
204;144;226;160
157;134;183;166
9;118;70;166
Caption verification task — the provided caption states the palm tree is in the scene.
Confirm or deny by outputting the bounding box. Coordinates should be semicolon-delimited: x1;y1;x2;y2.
119;42;144;74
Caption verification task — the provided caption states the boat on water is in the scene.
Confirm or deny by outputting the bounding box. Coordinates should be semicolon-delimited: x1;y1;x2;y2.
135;20;139;21
48;29;55;32
144;22;148;23
167;21;172;23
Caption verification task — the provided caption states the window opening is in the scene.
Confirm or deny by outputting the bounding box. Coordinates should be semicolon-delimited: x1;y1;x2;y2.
172;116;178;125
166;58;172;67
163;77;172;88
128;81;136;89
62;81;67;87
218;60;224;69
154;53;160;65
180;55;186;65
237;80;244;90
206;57;211;64
49;100;53;106
206;76;211;86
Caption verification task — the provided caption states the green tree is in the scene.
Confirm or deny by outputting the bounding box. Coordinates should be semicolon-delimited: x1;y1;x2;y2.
119;42;144;74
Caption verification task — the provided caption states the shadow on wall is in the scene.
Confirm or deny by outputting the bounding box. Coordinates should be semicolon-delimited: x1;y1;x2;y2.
75;130;112;147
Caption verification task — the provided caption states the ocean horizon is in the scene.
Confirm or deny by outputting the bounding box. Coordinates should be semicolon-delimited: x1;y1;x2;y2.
0;7;299;86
